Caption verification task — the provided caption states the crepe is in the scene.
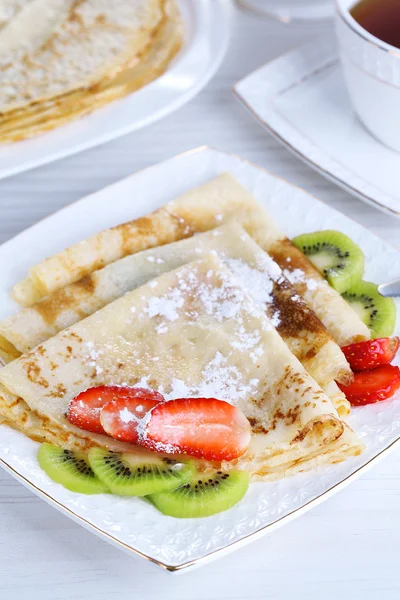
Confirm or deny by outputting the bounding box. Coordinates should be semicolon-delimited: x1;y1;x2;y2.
0;254;363;480
0;0;35;29
0;0;74;58
0;224;352;416
0;0;182;141
12;174;371;349
168;175;372;347
0;0;165;114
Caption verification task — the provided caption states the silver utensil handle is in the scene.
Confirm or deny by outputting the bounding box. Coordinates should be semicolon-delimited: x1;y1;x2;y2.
378;280;400;298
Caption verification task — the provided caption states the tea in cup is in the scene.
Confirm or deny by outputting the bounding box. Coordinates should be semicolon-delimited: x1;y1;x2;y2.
336;0;400;152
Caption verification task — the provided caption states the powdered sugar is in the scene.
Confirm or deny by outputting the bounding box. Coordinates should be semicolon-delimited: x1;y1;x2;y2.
250;346;264;364
109;396;181;454
144;288;184;322
226;259;274;305
199;285;242;321
132;376;151;390
283;268;305;285
127;260;276;408
256;253;283;282
283;268;320;292
85;341;103;376
161;352;260;404
135;406;156;443
129;350;262;406
187;267;251;324
231;327;261;351
224;258;281;328
198;352;258;401
119;407;137;424
145;439;181;455
306;279;318;291
268;311;281;330
166;378;191;399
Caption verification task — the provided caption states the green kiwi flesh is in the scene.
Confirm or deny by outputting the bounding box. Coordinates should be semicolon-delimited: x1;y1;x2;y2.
38;443;109;494
149;469;249;518
292;230;364;293
342;280;397;338
88;448;195;497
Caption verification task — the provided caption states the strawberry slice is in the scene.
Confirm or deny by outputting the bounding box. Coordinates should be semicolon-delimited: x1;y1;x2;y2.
342;337;399;371
100;395;162;443
67;386;164;435
338;364;400;406
139;397;251;462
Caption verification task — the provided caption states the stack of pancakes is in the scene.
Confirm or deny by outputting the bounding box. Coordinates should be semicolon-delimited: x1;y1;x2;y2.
0;0;182;141
0;175;371;481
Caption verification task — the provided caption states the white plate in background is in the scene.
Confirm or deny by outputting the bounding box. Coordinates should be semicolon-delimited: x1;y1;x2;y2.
0;0;230;181
1;147;400;572
234;34;400;218
237;0;334;23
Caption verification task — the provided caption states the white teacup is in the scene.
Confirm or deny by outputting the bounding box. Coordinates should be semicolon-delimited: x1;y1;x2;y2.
336;0;400;153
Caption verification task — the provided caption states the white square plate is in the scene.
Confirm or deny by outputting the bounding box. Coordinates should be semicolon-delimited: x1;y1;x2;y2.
0;0;230;181
234;34;400;218
1;147;400;572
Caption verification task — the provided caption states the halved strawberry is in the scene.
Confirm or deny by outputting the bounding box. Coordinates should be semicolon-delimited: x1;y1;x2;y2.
100;395;162;443
67;386;164;435
139;397;251;462
342;337;399;372
338;364;400;406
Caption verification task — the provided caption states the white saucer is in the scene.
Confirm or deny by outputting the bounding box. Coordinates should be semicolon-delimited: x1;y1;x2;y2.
234;34;400;218
237;0;334;23
0;0;230;181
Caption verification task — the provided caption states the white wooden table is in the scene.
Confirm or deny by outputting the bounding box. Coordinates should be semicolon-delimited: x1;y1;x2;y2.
1;6;399;599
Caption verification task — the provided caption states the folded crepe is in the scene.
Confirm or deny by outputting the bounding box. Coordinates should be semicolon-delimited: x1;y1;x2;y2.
0;224;352;416
0;254;363;480
11;174;370;348
0;0;182;142
0;0;164;113
0;0;34;29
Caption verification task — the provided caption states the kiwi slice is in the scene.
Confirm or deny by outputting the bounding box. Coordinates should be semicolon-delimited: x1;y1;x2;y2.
149;469;249;518
292;230;364;293
88;448;195;497
38;443;109;495
342;280;397;338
